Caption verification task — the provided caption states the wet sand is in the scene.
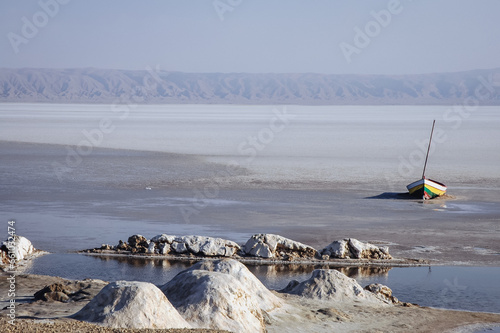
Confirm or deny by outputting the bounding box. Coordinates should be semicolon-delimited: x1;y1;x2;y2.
1;272;500;333
1;140;499;265
0;273;224;332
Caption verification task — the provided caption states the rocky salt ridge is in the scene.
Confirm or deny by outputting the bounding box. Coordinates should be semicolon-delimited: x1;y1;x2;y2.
103;234;241;257
82;233;419;266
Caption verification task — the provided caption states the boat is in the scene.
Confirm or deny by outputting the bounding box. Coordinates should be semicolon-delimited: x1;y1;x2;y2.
406;177;447;199
406;120;447;199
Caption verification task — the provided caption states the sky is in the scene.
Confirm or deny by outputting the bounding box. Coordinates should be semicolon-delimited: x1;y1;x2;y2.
0;0;499;75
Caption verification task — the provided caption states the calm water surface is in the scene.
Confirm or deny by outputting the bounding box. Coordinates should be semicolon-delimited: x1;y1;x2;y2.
2;104;499;318
23;253;500;314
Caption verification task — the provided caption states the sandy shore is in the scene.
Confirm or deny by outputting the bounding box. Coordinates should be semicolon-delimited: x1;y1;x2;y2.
0;318;226;333
0;272;227;333
1;272;499;333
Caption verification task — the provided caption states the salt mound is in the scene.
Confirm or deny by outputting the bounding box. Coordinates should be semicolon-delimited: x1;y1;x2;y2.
281;269;383;303
365;283;411;306
244;233;317;259
185;259;282;311
161;259;276;332
172;235;240;256
321;238;392;260
1;235;36;265
112;234;240;256
72;281;190;329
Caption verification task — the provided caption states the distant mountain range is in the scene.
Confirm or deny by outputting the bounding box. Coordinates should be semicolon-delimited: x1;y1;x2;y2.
1;67;499;105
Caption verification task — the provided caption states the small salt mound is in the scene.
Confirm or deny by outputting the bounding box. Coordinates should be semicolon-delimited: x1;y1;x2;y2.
365;283;411;305
161;259;276;333
72;281;190;329
1;235;37;266
123;234;241;256
244;233;317;259
186;259;282;311
321;238;392;260
281;269;383;303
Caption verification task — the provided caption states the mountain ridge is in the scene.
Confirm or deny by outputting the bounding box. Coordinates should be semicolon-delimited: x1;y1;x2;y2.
1;67;499;105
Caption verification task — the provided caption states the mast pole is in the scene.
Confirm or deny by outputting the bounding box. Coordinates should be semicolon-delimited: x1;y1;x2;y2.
422;120;436;179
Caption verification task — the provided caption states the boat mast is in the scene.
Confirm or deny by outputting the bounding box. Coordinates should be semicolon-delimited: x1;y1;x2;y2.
422;120;436;179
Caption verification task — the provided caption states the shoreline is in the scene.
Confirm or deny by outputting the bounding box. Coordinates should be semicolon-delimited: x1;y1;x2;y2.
1;269;500;333
77;250;431;267
75;250;500;268
3;234;498;330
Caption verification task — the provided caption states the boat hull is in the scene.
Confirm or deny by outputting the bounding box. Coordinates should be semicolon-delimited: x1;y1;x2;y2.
406;178;447;199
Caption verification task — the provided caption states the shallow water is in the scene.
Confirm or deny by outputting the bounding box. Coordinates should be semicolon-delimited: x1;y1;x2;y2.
3;186;500;258
23;253;500;314
1;103;499;315
1;103;500;185
476;328;500;333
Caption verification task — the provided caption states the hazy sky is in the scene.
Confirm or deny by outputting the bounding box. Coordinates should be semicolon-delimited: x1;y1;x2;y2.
1;0;499;75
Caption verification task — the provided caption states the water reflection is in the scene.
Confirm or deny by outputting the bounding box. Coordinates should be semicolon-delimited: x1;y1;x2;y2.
244;263;392;290
88;256;392;280
82;255;392;290
89;255;197;270
338;266;391;279
246;263;391;280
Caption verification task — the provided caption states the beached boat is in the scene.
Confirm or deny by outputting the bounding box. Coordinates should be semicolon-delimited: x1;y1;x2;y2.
406;120;447;199
406;177;447;199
